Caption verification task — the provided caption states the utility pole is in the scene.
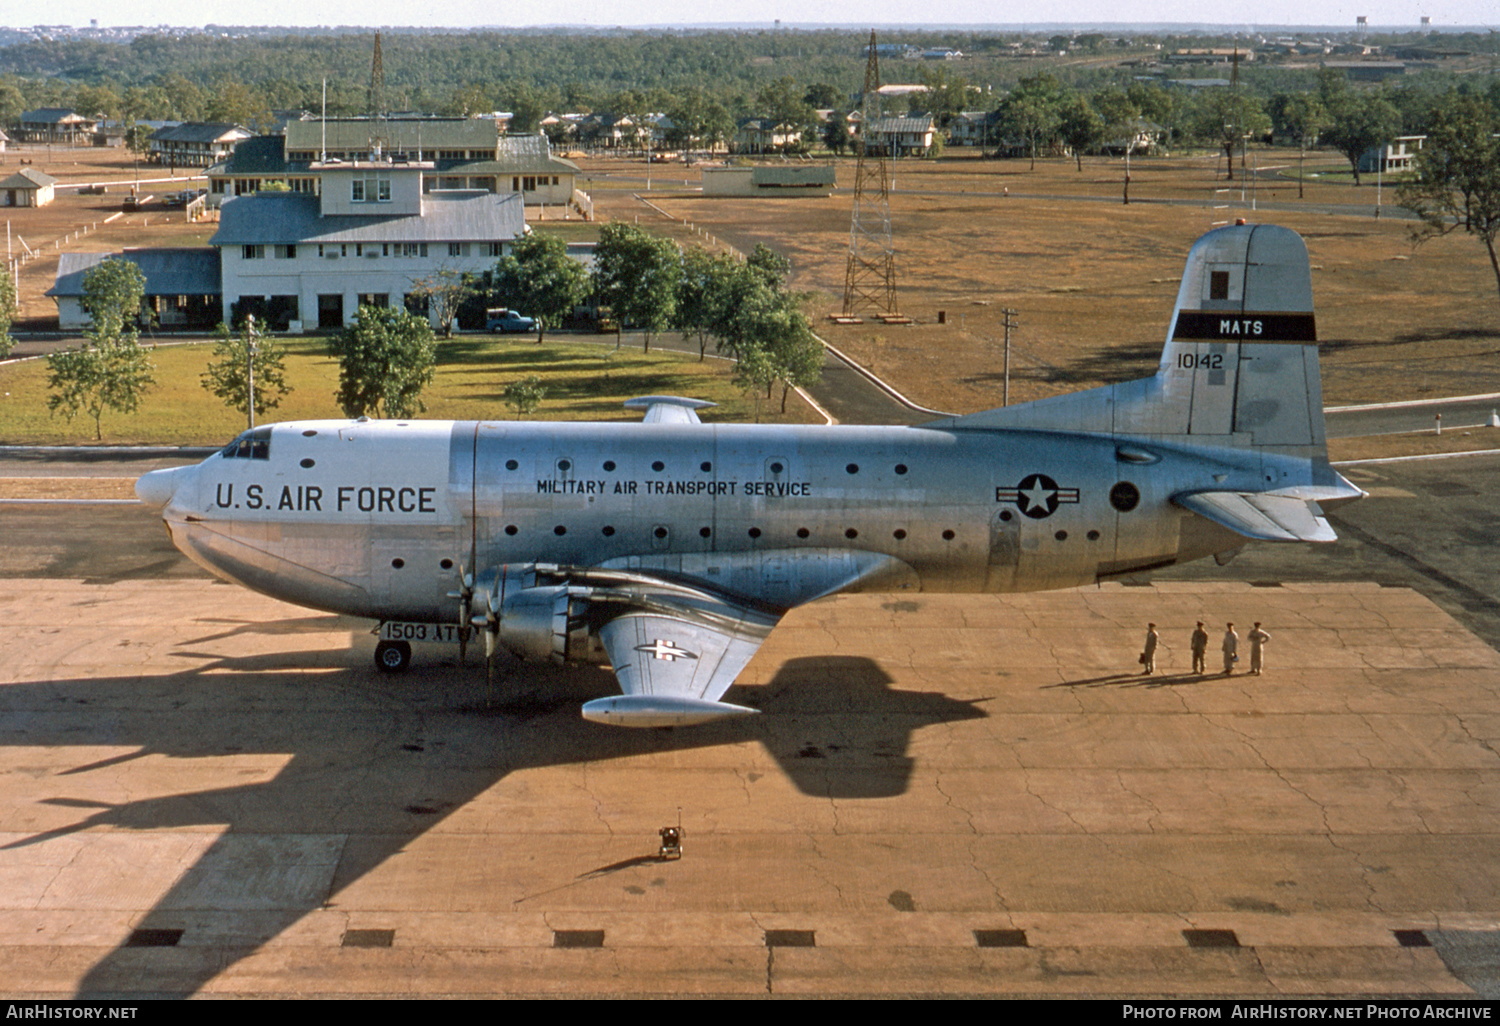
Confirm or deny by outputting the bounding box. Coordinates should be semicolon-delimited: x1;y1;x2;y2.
1002;308;1018;406
246;314;258;430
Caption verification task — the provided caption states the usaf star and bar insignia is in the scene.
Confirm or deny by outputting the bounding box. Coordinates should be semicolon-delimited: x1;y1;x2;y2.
995;473;1080;519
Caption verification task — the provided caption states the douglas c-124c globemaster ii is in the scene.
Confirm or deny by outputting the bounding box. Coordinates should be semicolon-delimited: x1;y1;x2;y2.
136;224;1363;727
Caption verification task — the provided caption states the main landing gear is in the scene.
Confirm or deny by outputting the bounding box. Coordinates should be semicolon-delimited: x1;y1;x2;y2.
374;640;411;673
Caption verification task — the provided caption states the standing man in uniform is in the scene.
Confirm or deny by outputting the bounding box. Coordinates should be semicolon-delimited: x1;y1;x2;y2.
1190;621;1209;675
1248;622;1271;675
1222;622;1239;676
1141;623;1159;674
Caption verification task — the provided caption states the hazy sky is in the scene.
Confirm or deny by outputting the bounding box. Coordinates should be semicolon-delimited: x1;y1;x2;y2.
27;0;1498;28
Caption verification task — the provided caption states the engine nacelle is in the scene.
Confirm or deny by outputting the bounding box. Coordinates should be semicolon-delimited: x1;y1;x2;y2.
495;585;606;665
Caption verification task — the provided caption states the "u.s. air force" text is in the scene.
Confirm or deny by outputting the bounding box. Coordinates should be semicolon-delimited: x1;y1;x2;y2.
214;483;437;513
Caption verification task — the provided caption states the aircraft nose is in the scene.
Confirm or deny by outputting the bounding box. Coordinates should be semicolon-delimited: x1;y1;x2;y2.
135;467;181;509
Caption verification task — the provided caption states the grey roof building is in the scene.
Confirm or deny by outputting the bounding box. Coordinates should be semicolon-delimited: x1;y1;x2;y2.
210;189;526;247
206;125;583;212
2;167;59;207
46;249;222;330
149;122;254;167
18;108;97;142
210;162;527;330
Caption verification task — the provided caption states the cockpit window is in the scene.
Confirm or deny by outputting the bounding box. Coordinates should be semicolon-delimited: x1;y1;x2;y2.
220;425;273;460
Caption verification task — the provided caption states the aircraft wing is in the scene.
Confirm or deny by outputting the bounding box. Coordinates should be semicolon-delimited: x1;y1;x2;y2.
584;608;772;726
491;552;913;727
511;565;775;727
1173;489;1339;543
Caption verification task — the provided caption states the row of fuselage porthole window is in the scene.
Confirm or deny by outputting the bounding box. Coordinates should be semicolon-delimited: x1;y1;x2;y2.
385;521;1114;571
290;457;901;475
530;459;906;476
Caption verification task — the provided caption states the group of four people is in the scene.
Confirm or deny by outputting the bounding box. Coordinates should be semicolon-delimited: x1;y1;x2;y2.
1141;622;1271;676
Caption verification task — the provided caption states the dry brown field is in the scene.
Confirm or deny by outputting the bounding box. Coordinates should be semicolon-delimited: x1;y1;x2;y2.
2;143;215;321
586;150;1500;414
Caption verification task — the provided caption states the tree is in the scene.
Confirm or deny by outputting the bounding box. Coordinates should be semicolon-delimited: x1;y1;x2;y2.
822;111;852;155
592;223;681;352
329;305;437;419
123;119;153;157
204;77;269;131
1398;93;1500;306
501;376;547;419
201;319;293;429
1127;81;1176;137
673;246;731;360
488;234;589;343
756;76;819;152
407;267;476;339
45;259;154;441
997;74;1063;170
1058;94;1104;171
917;65;973;131
681;243;822;413
664;91;734;154
0;265;16;359
1194;91;1270;181
1319;71;1401;186
803;82;845;109
80;257;147;342
1272;92;1328;199
766;310;824;413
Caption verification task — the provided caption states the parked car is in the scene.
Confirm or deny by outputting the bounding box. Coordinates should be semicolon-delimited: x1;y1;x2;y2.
486;309;538;334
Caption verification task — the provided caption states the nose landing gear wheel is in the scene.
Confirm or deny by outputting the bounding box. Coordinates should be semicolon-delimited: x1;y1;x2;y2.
375;640;411;673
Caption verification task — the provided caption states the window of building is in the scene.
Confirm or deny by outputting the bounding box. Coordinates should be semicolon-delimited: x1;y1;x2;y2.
242;245;265;260
448;243;469;257
352;175;391;203
484;242;503;257
273;245;296;259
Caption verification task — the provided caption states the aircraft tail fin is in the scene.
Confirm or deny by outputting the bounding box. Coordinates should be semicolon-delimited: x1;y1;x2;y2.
929;223;1328;460
1153;222;1324;455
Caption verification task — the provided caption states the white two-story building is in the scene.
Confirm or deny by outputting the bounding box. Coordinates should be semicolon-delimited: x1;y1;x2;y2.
210;159;526;330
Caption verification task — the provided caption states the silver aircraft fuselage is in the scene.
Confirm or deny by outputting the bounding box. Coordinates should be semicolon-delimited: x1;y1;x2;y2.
150;415;1263;623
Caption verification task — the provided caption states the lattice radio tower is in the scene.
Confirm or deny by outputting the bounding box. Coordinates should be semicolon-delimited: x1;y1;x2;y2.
368;32;385;118
841;30;899;319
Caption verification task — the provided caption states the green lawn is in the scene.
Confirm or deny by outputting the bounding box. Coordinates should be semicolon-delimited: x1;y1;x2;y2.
0;335;814;446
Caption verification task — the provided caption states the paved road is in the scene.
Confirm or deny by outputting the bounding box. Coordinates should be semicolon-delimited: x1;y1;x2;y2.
1327;395;1500;438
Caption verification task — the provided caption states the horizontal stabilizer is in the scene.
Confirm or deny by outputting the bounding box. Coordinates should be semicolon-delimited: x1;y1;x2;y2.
581;694;759;728
1173;490;1338;543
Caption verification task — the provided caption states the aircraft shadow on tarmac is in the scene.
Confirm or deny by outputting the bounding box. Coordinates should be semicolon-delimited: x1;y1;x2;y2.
1;647;985;996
